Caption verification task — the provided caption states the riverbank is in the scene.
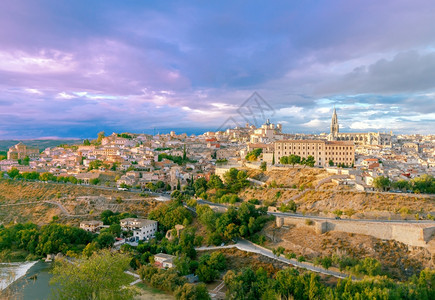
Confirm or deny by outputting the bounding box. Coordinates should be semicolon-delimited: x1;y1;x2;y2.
1;261;54;299
0;261;38;291
2;260;174;300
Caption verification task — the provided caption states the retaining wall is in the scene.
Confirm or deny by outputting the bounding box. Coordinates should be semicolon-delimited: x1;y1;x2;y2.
276;216;435;247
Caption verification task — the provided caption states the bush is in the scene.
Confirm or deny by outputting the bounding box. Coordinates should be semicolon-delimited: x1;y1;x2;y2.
174;283;210;300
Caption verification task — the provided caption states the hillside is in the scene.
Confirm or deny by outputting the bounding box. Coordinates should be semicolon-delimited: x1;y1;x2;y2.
241;168;435;219
0;180;158;225
247;167;329;188
261;222;433;281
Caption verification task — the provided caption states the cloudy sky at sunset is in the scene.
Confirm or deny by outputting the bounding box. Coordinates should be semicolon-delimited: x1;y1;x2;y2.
1;0;435;138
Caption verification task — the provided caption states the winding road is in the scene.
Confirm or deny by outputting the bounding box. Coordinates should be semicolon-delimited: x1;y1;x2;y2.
196;239;353;280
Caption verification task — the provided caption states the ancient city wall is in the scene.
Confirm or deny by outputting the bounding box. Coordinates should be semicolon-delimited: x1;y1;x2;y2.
276;216;435;247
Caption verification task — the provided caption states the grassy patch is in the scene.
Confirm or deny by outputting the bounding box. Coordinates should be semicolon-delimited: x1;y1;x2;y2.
136;282;167;294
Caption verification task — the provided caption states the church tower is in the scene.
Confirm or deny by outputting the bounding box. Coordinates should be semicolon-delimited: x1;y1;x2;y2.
330;106;339;139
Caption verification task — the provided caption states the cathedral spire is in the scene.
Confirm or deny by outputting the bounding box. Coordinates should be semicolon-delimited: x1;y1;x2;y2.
330;106;339;138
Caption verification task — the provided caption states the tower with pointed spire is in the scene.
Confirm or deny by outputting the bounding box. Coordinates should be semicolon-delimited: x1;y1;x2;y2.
330;106;339;140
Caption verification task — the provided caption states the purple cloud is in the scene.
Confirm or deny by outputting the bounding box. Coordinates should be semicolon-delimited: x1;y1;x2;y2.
0;0;435;138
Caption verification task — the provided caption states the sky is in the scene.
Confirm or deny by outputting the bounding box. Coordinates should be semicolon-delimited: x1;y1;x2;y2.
0;0;435;139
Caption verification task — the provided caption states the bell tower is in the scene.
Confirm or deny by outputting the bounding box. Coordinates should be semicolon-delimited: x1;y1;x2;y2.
330;106;339;139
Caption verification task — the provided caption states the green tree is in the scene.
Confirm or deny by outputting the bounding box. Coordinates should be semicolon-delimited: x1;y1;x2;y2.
82;241;99;257
108;224;122;237
288;154;301;167
90;178;100;185
174;254;193;276
333;209;343;217
50;250;136;299
304;155;315;167
148;201;192;231
197;263;218;283
88;160;103;171
320;256;332;269
260;162;267;171
245;148;263;161
36;223;93;255
22;156;30;166
208;252;226;271
7;168;20;179
329;159;334;166
373;176;390;191
96;232;115;248
392;179;409;192
174;283;210;300
207;175;224;189
410;174;435;194
97;131;105;144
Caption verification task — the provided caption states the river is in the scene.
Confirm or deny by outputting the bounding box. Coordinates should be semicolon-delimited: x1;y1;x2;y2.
1;260;54;299
1;261;173;299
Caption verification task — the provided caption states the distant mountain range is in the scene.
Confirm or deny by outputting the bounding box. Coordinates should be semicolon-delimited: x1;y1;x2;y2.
0;139;82;151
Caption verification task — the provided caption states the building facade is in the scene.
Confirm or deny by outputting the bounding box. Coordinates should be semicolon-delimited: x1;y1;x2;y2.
274;140;355;167
154;253;175;268
120;218;158;241
7;142;39;160
249;119;283;143
80;220;103;232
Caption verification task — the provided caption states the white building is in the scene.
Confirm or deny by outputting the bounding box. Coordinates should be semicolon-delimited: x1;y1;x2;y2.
80;220;103;233
154;253;175;268
120;218;158;241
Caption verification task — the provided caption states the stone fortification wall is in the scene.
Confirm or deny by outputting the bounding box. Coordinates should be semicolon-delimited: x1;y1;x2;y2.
276;216;435;247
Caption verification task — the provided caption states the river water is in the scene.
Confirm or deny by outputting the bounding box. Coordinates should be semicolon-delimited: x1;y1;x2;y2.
1;261;173;299
0;260;54;299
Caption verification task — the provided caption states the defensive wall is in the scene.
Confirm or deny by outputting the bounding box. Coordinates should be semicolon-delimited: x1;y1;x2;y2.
275;215;435;248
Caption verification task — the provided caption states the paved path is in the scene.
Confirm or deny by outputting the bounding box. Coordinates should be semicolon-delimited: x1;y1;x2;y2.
196;239;352;280
247;177;266;186
283;189;308;204
44;201;70;215
0;201;40;206
125;270;142;286
0;201;88;217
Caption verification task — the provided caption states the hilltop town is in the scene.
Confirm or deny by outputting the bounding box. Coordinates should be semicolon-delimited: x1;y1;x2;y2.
1;110;434;299
1;110;434;194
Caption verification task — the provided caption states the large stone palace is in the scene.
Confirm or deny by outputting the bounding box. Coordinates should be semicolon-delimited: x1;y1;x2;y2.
7;142;39;160
327;107;392;146
275;139;355;167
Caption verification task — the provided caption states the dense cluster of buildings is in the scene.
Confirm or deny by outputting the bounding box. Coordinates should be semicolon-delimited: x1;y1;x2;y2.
0;108;433;191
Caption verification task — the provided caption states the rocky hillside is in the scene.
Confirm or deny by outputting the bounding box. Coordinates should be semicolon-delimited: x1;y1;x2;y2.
0;180;157;225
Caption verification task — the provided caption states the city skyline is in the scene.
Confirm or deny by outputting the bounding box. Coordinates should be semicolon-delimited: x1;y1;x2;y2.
1;0;435;139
